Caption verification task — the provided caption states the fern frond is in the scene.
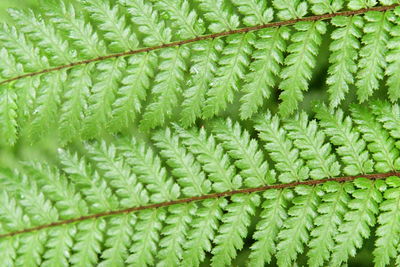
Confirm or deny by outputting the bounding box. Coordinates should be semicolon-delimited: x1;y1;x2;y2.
2;101;400;265
248;189;289;266
255;111;310;183
276;186;321;266
310;0;343;14
373;176;400;267
285;112;341;179
232;0;273;26
351;104;400;172
175;125;242;192
212;118;276;186
154;0;203;40
110;52;157;131
8;8;75;65
211;193;259;266
82;0;137;52
386;7;400;101
181;39;222;126
45;1;107;58
330;178;383;265
59;65;92;143
85;141;149;207
307;181;351;267
125;0;171;46
372;101;400;147
355;10;392;101
348;0;378;10
120;137;180;202
4;0;400;264
23;162;88;219
273;0;308;20
203;33;253;118
279;21;326;116
327;15;363;108
181;198;226;266
153;128;211;196
98;214;134;267
58;149;119;212
239;27;289;119
69;219;105;266
196;0;239;33
0;1;399;143
157;203;196;266
127;209;165;266
314;103;374;175
141;46;189;130
83;58;126;138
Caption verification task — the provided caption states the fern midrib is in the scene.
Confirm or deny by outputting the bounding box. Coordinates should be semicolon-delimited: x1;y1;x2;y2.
1;171;398;240
1;4;398;86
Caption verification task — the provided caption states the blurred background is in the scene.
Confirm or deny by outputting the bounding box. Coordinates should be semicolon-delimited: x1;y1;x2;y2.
0;0;384;266
0;0;39;21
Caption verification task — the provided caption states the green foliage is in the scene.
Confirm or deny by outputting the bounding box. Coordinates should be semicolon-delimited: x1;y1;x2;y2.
1;102;400;266
0;0;399;143
2;0;400;266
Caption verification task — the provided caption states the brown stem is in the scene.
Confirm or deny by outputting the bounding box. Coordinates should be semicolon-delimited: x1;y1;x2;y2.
1;171;399;239
0;4;398;86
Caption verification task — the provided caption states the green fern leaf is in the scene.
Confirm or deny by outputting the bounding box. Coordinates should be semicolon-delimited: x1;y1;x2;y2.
180;39;222;126
45;1;106;58
355;11;392;102
175;125;242;192
285;112;341;179
120;137;180;202
249;189;290;265
212;118;276;186
307;181;351;267
240;27;289;119
314;104;374;175
82;0;137;52
83;58;126;138
351;104;400;172
279;21;326;116
330;178;382;265
126;209;165;266
196;0;239;33
203;33;254;118
327;15;363;108
386;7;400;101
373;176;400;267
276;185;321;266
211;193;259;266
181;198;226;266
255;111;310;183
